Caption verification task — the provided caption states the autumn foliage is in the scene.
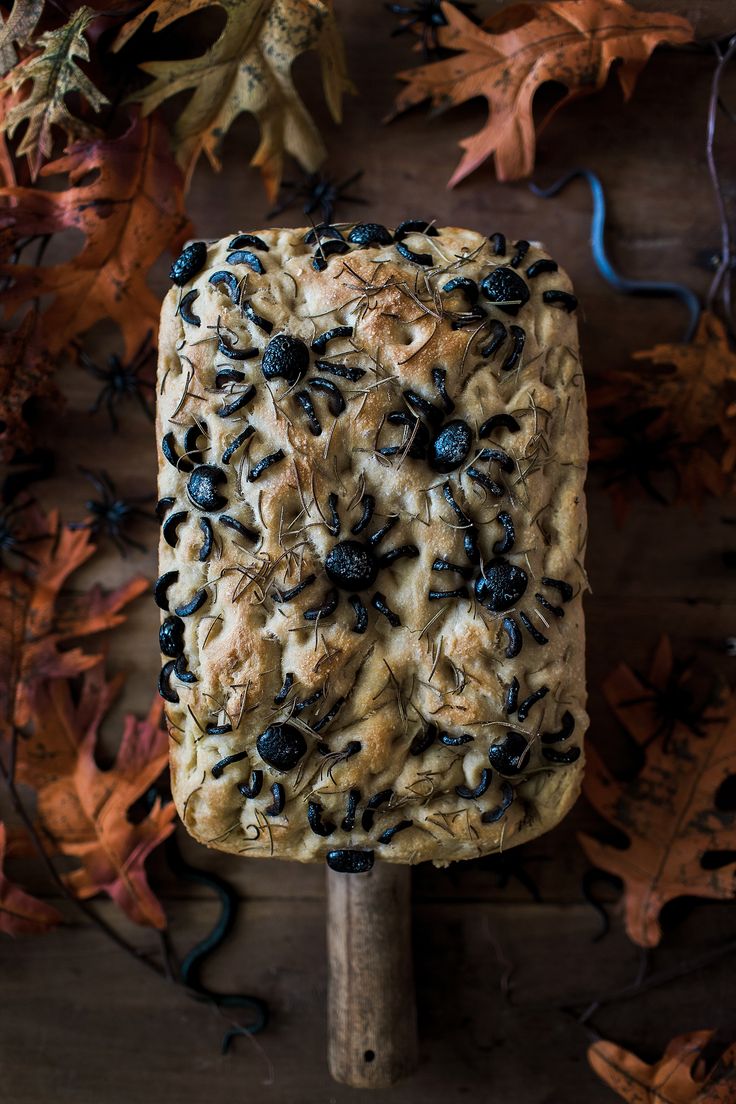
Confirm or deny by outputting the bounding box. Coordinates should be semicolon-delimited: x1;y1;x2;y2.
389;0;694;186
0;506;174;929
580;637;736;948
589;1030;736;1103
591;312;736;517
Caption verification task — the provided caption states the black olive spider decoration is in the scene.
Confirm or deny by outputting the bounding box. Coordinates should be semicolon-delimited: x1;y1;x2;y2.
378;367;520;494
429;482;572;657
260;332;351;437
276;495;419;633
440;240;578;373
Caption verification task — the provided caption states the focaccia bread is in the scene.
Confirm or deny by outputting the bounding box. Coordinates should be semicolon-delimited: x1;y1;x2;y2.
156;221;588;872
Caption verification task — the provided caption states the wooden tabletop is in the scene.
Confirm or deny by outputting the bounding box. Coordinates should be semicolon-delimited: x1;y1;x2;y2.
2;2;736;1101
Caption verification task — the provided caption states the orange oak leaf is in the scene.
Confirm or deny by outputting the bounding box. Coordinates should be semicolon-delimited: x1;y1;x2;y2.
0;507;148;736
0;307;60;460
589;1030;736;1103
579;637;736;947
389;0;694;185
22;666;175;929
0;820;61;935
0;110;192;356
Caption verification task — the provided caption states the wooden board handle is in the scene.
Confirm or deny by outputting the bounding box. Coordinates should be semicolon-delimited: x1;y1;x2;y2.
326;862;418;1088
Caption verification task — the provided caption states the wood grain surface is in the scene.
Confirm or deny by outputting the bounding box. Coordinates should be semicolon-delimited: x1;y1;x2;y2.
2;2;736;1101
326;865;417;1087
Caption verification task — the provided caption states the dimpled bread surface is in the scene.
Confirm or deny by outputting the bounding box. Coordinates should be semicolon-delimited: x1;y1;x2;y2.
156;221;588;872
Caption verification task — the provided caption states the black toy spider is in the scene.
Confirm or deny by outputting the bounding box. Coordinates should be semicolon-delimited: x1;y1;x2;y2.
71;469;155;556
0;498;46;566
77;333;156;431
594;408;677;508
619;656;705;748
429;481;573;659
275;493;420;633
386;0;479;56
0;450;53;566
267;169;366;225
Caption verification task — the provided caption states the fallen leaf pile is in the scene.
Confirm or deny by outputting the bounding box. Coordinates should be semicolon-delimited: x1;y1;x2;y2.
579;636;736;948
389;0;694;186
591;312;736;517
589;1030;736;1103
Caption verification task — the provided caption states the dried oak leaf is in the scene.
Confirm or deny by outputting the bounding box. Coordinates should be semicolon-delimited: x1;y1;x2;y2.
0;307;60;460
633;312;736;471
20;665;175;929
389;0;694;185
0;0;44;76
114;0;354;198
0;110;192;357
13;662;173;927
579;638;736;948
0;820;62;935
0;7;108;179
0;507;148;735
589;1030;736;1103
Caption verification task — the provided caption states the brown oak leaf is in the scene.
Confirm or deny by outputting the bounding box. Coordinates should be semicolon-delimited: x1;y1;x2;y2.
389;0;694;185
114;0;354;198
0;109;191;356
589;1030;736;1103
0;6;108;179
0;506;148;736
19;664;175;929
579;637;736;947
633;312;736;481
590;313;736;514
0;820;62;935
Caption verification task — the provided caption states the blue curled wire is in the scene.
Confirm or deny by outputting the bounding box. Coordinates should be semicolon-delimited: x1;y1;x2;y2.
530;169;701;342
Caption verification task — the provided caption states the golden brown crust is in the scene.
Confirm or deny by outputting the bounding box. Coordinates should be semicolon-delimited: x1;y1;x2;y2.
157;223;588;868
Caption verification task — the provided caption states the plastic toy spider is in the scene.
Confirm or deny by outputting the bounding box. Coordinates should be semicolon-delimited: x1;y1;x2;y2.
267;169;367;225
77;333;155;431
386;0;479;56
276;493;420;633
429;481;572;658
619;655;705;748
0;498;46;566
594;408;677;508
71;469;155;556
